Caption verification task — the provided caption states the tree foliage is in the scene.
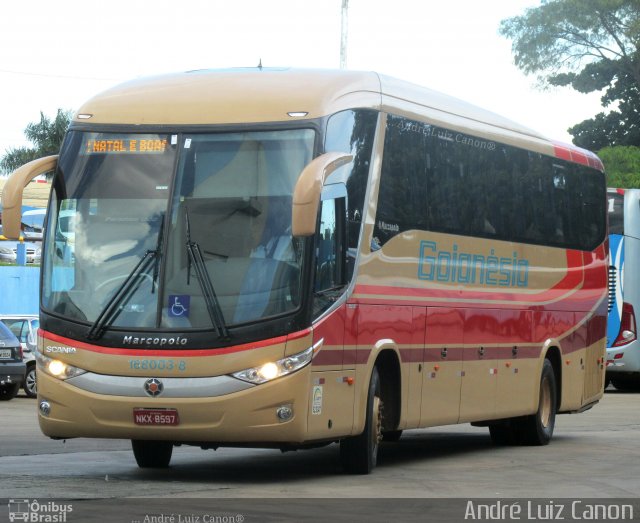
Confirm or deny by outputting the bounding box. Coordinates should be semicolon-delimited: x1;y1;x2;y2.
0;109;72;175
499;0;640;149
599;145;640;187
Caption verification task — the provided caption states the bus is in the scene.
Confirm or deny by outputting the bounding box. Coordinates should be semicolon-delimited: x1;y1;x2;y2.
1;69;608;474
606;188;640;390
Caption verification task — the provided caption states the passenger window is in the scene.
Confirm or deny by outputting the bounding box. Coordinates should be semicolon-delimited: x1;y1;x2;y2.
313;188;347;317
315;199;339;292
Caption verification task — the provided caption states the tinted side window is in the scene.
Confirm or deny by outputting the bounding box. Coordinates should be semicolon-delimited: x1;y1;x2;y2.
608;192;624;235
374;114;606;251
0;321;19;343
325;110;378;265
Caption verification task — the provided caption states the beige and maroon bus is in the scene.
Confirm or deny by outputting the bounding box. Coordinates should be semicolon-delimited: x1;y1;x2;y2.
1;69;608;474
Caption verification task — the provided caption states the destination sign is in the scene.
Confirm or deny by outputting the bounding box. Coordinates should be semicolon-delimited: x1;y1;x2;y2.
81;134;170;155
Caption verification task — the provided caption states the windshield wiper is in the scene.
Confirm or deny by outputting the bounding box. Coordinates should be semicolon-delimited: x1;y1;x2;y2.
87;214;165;340
86;251;156;340
185;209;230;339
151;214;165;294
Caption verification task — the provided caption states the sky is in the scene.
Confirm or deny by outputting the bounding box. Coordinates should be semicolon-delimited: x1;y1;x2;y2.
0;0;605;157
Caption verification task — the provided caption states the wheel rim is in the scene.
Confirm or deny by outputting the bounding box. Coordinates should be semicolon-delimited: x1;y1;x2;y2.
540;376;551;428
25;369;37;395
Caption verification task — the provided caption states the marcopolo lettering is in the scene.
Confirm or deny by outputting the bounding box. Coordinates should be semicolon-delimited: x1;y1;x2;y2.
123;336;188;346
418;241;529;287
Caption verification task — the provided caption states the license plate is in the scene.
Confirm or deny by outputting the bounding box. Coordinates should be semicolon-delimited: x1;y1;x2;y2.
133;408;179;426
0;349;12;359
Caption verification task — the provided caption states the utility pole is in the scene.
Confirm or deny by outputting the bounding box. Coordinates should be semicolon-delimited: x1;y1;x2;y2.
340;0;349;69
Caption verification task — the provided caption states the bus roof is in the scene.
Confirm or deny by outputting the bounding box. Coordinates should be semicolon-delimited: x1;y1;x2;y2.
74;68;603;170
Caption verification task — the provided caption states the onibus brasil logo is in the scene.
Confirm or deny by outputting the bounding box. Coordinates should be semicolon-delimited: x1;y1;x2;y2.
8;499;73;522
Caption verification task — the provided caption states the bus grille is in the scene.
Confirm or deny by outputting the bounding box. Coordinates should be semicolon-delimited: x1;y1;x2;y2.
608;265;617;313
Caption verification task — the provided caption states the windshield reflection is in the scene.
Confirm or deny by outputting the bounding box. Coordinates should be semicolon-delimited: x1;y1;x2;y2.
43;129;315;332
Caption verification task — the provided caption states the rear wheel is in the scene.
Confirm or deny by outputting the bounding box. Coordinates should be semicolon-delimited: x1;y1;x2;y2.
131;440;173;468
0;384;19;401
517;359;557;446
23;365;37;398
489;423;517;445
340;367;383;474
382;430;403;442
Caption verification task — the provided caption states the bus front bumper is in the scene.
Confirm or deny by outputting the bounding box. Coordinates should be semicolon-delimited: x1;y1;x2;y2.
36;367;312;444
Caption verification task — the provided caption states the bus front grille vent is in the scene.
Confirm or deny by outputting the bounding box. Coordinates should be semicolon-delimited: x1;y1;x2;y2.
608;265;617;313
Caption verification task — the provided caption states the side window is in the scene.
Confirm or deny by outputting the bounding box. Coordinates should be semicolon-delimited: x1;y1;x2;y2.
315;199;339;292
5;320;26;343
373;115;428;248
374;114;605;252
312;188;347;317
608;192;624;236
325;109;377;275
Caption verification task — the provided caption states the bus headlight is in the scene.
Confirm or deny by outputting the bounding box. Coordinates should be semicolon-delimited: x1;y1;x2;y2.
36;351;87;380
231;340;322;385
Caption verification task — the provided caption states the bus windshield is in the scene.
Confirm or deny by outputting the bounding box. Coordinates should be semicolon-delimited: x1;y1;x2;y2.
43;129;315;332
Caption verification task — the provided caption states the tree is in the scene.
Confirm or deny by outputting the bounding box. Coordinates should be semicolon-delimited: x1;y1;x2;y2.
499;0;640;149
0;109;72;175
598;145;640;187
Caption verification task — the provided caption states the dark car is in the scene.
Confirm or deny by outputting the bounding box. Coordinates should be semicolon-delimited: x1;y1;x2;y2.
0;315;38;398
0;321;25;400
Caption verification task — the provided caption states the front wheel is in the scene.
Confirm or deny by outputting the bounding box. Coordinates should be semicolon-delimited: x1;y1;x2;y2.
517;359;557;445
131;440;173;468
23;365;37;398
340;367;383;474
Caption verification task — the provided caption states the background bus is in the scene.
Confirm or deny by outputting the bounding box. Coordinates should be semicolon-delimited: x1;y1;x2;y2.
606;188;640;390
1;69;608;474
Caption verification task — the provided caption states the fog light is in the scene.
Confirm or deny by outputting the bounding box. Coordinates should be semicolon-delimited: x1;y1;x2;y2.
276;405;293;422
39;400;51;417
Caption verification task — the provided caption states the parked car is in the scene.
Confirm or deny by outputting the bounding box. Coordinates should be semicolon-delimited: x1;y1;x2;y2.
0;321;25;400
0;315;38;398
21;208;46;241
0;226;41;264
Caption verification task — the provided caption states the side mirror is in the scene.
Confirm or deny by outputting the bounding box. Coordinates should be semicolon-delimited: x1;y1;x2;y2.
292;152;352;237
1;155;58;239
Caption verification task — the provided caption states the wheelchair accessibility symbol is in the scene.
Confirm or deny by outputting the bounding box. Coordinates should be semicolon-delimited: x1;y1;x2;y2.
168;295;190;317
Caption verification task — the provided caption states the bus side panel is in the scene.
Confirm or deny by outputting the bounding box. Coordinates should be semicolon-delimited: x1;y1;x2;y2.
421;307;463;427
492;309;535;419
351;304;412;435
308;304;357;439
398;307;426;429
606;234;624;347
582;248;608;402
607;234;640;376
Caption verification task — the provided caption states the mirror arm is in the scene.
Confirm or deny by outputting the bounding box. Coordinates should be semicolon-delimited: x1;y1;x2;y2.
292;152;352;237
1;155;58;239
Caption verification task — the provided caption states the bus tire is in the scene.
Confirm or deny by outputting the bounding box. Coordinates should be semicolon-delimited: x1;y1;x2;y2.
131;440;173;468
340;367;383;474
517;359;557;446
489;423;517;445
382;430;403;442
